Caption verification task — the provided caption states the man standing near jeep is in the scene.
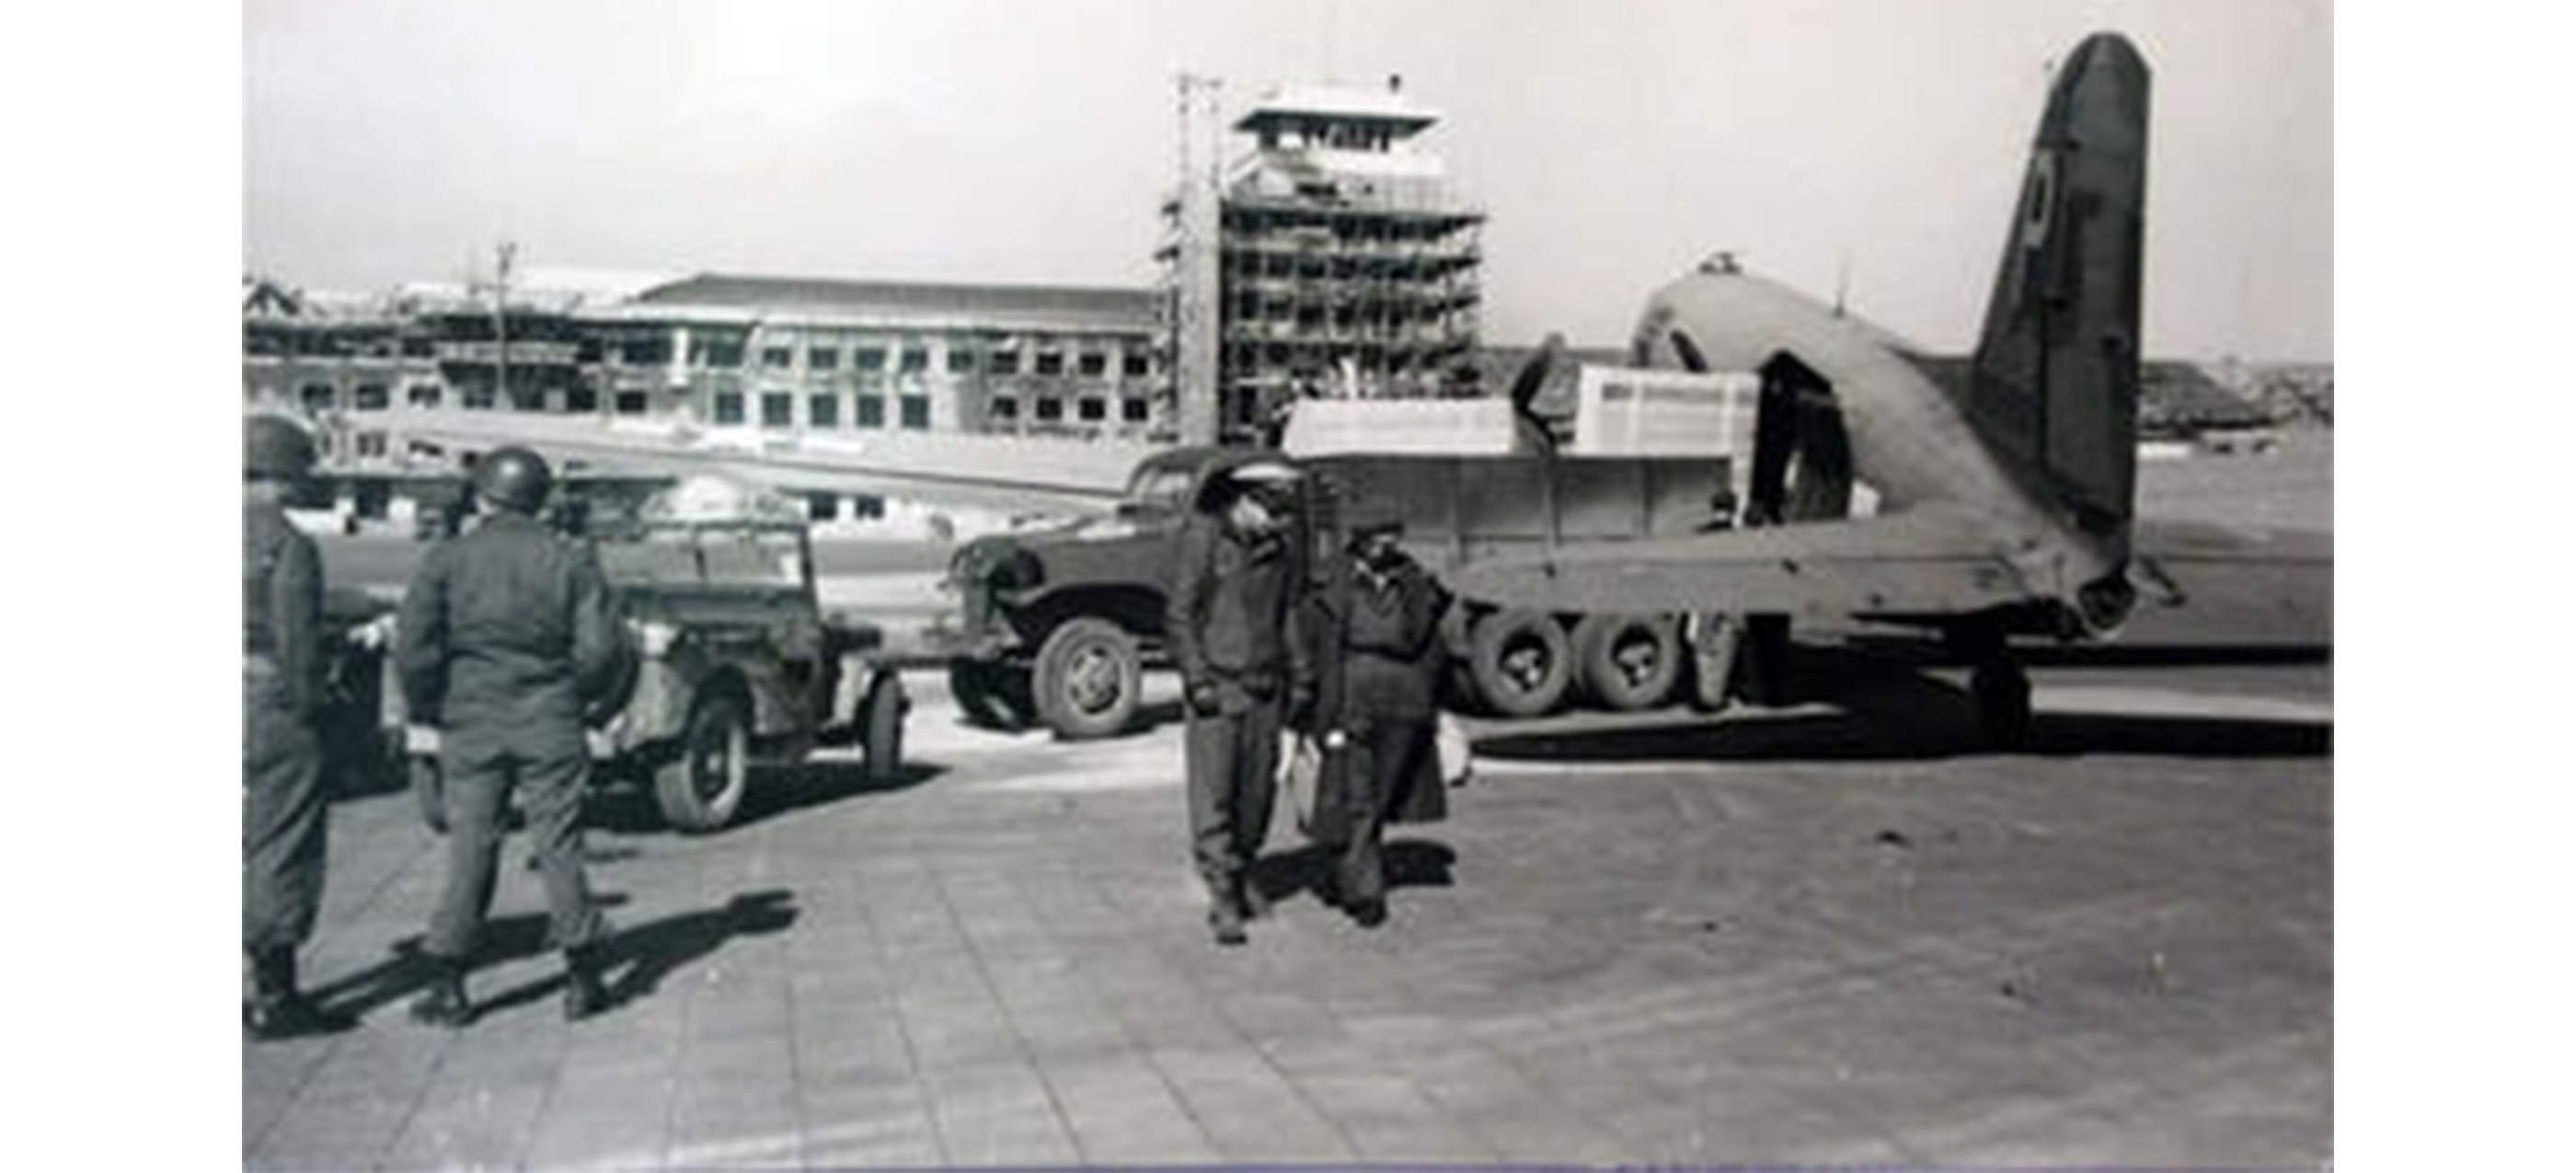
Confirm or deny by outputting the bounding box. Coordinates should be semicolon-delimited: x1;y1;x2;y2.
1167;463;1301;946
397;446;632;1025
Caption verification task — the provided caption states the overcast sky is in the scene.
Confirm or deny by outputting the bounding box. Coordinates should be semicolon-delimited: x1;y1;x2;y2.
244;0;2330;361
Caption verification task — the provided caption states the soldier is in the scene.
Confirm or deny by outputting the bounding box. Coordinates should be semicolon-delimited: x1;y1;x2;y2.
1300;495;1451;927
244;415;354;1040
397;447;633;1026
1167;462;1302;946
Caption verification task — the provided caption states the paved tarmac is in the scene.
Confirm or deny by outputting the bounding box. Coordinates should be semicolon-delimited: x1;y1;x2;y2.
244;650;2329;1170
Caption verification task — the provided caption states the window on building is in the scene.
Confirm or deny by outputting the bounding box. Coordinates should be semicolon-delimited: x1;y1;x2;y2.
510;388;546;413
567;387;599;413
988;397;1018;422
808;347;840;371
809;494;841;522
1035;397;1064;423
353;384;389;411
809;394;839;428
1122;397;1151;423
714;392;746;425
899;395;930;431
1123;352;1151;377
615;391;650;415
1078;352;1108;378
692;339;745;369
855;397;885;430
624;339;672;365
301;384;336;412
761;392;794;429
402;338;436;359
356;432;388;459
464;385;496;411
1034;351;1065;376
899;348;930;374
946;348;975;374
1078;397;1107;422
762;346;794;369
407;385;443;409
855;347;887;372
990;349;1021;375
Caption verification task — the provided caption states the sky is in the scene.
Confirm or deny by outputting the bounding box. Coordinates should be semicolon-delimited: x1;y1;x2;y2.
244;0;2331;361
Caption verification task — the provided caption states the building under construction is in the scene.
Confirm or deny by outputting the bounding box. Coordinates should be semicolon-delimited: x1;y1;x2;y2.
1163;77;1485;444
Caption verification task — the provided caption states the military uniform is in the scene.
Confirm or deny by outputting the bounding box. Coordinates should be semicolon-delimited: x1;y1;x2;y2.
244;494;333;1018
1302;529;1449;923
1167;502;1298;942
397;498;631;1022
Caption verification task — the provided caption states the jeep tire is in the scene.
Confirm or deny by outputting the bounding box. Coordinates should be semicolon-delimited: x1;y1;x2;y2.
861;674;906;785
1033;618;1142;741
656;689;751;833
949;660;1036;730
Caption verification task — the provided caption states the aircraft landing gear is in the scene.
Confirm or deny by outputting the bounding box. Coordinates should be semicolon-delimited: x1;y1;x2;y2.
1970;654;2032;750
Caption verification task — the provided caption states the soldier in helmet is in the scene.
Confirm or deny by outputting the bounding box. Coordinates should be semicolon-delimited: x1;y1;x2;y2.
243;415;354;1040
1167;462;1302;946
397;447;634;1026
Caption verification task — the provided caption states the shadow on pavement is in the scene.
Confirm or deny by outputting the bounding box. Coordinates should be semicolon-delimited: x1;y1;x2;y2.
587;760;945;835
1478;654;2329;765
304;890;799;1025
1248;839;1459;910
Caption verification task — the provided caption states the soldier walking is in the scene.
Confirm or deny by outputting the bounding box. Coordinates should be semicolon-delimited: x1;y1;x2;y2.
1167;462;1302;946
397;447;633;1026
1299;496;1451;927
244;416;353;1040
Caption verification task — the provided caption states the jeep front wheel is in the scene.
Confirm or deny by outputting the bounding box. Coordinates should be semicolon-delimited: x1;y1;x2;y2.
949;660;1036;730
1033;618;1142;741
656;690;751;833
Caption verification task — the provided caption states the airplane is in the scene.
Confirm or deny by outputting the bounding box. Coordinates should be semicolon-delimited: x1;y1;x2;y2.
1443;31;2330;744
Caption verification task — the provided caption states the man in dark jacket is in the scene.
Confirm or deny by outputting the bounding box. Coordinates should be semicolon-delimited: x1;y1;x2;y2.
397;447;633;1025
1167;462;1301;946
243;415;352;1040
1300;495;1450;927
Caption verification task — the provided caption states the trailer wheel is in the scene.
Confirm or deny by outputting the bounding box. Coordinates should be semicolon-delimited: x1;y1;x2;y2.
1572;614;1682;711
1033;618;1142;741
409;754;447;835
1467;610;1572;719
949;661;1036;730
861;674;907;785
655;690;750;833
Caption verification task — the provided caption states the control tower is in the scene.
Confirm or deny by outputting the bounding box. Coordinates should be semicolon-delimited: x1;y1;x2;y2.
1162;75;1485;445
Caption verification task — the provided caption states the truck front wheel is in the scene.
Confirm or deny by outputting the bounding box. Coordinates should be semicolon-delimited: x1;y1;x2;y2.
1034;618;1142;741
656;691;751;833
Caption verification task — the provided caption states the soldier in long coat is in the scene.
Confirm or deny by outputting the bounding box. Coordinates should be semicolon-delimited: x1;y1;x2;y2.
1298;495;1450;927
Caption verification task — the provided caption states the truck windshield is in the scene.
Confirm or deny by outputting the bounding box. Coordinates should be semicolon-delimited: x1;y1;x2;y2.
1124;466;1196;509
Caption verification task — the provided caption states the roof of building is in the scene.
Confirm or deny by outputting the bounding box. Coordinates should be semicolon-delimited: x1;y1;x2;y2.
1236;84;1441;133
629;273;1159;333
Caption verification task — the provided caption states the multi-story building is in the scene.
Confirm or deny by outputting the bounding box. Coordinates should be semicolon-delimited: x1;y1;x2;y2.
1164;79;1486;444
243;271;1171;481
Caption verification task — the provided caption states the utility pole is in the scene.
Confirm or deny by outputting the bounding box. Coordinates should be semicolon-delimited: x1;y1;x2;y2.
1170;74;1223;446
493;241;517;409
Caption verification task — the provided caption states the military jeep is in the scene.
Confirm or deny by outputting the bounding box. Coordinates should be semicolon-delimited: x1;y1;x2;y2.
939;447;1282;740
392;488;909;834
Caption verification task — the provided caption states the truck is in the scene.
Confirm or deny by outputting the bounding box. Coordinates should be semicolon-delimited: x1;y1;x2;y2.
936;423;1744;741
388;481;913;834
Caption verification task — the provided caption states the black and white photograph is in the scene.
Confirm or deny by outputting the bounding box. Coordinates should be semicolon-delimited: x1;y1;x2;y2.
215;0;2340;1167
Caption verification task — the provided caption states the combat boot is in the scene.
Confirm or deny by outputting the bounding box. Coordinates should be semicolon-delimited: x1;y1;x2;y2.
1208;891;1249;947
408;955;474;1029
244;949;351;1041
561;946;613;1022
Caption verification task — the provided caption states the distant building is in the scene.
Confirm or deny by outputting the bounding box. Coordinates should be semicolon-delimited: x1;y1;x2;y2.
242;270;1170;480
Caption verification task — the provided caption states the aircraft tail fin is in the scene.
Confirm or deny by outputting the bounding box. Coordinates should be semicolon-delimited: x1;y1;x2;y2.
1968;32;2151;539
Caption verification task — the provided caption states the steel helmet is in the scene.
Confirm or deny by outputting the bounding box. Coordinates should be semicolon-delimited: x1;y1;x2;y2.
474;446;554;514
244;415;317;482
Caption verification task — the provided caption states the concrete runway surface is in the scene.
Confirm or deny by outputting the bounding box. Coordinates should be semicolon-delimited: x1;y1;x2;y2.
243;651;2328;1169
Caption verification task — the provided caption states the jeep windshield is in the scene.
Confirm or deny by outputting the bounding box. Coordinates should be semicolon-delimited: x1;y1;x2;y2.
600;523;807;590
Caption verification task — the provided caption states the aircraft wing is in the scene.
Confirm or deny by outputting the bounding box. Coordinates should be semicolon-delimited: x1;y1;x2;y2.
386;410;1145;516
1441;506;2031;619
